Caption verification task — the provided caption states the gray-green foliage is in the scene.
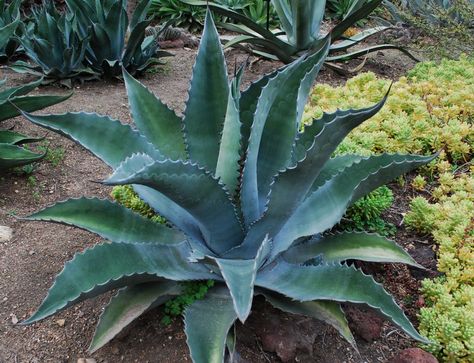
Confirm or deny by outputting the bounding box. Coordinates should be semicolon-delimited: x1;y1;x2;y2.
0;78;70;170
0;0;21;60
183;0;414;64
21;12;433;362
66;0;171;77
12;1;96;87
12;0;170;84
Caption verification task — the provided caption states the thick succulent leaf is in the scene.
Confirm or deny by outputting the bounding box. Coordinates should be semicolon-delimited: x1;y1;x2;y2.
240;42;329;226
89;281;182;352
215;75;242;194
290;0;325;50
327;44;419;63
184;286;237;363
257;288;356;349
183;11;229;173
0;77;43;101
256;261;428;343
22;111;162;168
223;35;295;64
0;143;45;169
283;232;423;268
297;154;364;189
270;153;436;259
183;1;291;50
214;235;270;322
0;130;42;145
295;38;331;128
233;98;387;258
330;26;388;52
0;93;72;122
25;197;186;245
105;159;244;254
23;241;215;324
0;16;19;49
253;41;329;219
123;69;186;160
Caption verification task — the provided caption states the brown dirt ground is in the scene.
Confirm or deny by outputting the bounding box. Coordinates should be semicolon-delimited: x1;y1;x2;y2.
0;46;429;363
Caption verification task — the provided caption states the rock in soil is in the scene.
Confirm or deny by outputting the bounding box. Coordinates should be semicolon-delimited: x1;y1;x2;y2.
0;225;12;243
389;348;438;363
346;306;383;342
253;307;323;362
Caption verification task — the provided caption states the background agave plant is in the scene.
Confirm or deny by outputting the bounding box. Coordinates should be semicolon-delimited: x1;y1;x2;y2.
66;0;171;77
0;0;21;60
21;11;433;362
0;78;70;169
11;1;96;88
184;0;415;65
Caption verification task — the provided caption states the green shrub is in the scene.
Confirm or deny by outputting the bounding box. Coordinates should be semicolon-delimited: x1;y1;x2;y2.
342;186;396;236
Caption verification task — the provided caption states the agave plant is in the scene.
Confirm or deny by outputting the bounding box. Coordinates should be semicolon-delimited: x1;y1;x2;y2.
66;0;171;77
0;0;21;60
11;1;96;88
21;12;432;362
327;0;371;20
0;78;70;170
184;0;416;65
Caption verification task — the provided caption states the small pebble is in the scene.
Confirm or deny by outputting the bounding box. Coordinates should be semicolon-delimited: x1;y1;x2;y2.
0;226;13;243
11;314;18;324
56;319;65;327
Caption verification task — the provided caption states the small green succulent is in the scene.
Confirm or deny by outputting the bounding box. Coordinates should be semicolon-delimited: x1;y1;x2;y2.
0;78;70;170
21;11;433;362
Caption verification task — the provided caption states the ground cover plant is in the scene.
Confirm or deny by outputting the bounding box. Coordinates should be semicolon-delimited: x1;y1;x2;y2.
304;56;474;362
0;77;70;170
185;0;412;65
17;10;436;362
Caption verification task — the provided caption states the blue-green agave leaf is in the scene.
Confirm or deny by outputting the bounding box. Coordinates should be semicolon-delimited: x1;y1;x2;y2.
215;73;242;194
283;231;423;268
183;11;229;173
271;153;436;259
89;281;182;352
105;159;244;254
22;111;162;168
184;286;238;363
214;235;270;322
25;197;186;245
0;93;72;122
256;261;429;343
233;96;387;258
23;241;215;324
0;143;45;169
0;130;42;145
123;69;186;160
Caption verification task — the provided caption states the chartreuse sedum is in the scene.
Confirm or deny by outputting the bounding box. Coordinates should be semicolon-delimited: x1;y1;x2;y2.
21;11;433;362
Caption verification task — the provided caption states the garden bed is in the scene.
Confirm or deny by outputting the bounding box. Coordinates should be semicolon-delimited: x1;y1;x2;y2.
0;47;442;362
